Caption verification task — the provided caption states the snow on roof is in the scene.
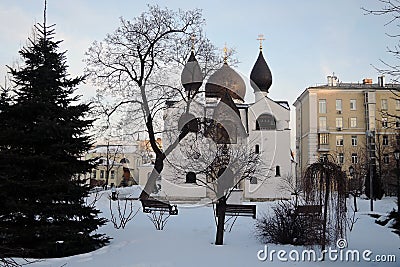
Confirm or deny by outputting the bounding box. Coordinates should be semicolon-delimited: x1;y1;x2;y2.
88;145;138;154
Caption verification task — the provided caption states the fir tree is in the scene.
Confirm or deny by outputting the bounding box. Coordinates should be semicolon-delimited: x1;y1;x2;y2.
0;18;109;257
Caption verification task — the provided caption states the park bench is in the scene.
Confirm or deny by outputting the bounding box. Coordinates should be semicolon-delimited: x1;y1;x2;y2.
140;198;178;215
295;205;322;216
216;203;256;219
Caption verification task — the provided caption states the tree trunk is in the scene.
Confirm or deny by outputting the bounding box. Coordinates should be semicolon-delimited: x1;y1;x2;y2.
353;193;357;212
321;170;330;260
139;155;164;199
215;196;226;245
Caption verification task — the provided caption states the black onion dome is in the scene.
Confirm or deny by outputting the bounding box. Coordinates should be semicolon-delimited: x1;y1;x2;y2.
181;51;203;92
205;63;246;100
250;51;272;93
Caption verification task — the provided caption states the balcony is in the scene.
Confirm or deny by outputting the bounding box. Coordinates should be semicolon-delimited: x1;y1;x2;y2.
318;144;330;152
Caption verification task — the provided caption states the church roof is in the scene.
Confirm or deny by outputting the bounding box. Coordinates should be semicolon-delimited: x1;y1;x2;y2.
181;51;203;93
250;51;272;93
205;62;246;101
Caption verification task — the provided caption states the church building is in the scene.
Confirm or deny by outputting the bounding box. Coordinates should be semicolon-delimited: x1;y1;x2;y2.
158;38;293;201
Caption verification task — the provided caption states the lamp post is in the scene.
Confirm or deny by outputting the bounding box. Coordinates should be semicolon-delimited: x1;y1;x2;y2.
394;149;400;215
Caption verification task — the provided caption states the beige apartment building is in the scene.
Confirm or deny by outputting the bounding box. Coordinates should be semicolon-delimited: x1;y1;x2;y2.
294;75;400;190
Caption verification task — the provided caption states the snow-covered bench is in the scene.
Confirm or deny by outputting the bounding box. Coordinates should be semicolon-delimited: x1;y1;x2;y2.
216;204;256;219
140;199;178;215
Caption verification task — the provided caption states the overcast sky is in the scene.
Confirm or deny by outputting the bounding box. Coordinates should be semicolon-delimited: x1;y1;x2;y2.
0;0;397;109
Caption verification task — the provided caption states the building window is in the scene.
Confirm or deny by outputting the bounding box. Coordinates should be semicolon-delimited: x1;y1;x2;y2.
92;170;97;179
350;99;356;110
275;166;281;177
111;170;115;179
255;145;260;154
336;135;344;146
320;153;328;162
338;153;344;164
351;153;358;164
397;135;400;146
351;136;358;146
186;172;196;183
256;114;276;130
336;117;343;129
100;170;104;179
382;117;388;128
396;99;400;110
350;117;357;128
381;99;388;110
396;118;400;128
319;133;329;145
120;158;130;164
319;99;327;113
250;177;258;184
336;99;342;111
383;154;390;164
319;117;327;130
383;135;389;146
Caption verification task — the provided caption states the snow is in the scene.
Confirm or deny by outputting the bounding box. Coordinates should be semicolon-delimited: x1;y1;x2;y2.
24;188;399;267
88;145;138;154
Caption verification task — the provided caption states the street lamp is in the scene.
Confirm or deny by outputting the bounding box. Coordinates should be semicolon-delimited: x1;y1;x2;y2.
394;149;400;215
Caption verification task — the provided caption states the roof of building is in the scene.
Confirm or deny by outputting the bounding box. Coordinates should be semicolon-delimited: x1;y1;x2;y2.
250;51;272;93
293;81;400;106
181;51;203;92
88;145;138;154
205;62;246;101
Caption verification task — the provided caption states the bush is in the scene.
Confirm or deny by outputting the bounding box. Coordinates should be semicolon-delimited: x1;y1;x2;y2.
255;200;322;246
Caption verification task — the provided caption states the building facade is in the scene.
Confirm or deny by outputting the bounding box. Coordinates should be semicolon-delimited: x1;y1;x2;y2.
85;144;143;187
294;76;400;194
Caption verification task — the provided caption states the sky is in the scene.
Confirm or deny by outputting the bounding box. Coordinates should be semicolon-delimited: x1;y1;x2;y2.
0;0;397;126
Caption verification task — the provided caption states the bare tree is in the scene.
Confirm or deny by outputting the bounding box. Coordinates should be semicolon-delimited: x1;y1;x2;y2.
363;1;400;121
109;197;139;229
85;5;222;199
146;210;171;230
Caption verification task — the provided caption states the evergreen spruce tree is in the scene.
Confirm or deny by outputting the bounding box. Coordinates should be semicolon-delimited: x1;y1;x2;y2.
0;17;109;257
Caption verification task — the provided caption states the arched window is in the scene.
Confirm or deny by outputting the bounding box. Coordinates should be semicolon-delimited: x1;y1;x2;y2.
255;145;260;154
186;172;196;183
256;114;276;130
120;158;130;164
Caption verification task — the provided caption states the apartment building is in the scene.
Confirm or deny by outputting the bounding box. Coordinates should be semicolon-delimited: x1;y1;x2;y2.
294;76;400;189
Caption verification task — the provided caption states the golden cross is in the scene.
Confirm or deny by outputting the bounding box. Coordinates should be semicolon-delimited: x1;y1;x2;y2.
223;43;229;63
190;34;196;52
257;34;265;50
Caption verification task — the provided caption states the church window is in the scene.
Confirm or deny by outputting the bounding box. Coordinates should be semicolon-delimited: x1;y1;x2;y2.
256;114;276;130
186;172;196;183
255;145;260;154
275;166;281;177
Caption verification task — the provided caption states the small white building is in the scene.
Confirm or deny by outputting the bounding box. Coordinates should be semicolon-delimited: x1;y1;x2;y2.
85;144;143;187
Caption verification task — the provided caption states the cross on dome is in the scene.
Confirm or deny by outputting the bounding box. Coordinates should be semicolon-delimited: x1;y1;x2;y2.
257;34;265;50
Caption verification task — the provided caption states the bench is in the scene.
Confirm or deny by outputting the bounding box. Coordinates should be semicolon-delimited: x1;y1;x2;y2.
216;204;256;219
140;199;178;215
295;205;322;216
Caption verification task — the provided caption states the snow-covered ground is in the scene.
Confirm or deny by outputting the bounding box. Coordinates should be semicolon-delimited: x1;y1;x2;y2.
27;186;399;267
